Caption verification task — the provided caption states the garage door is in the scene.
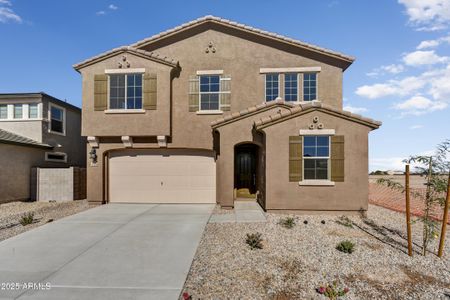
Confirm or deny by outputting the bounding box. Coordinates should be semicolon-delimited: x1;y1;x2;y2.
109;149;216;203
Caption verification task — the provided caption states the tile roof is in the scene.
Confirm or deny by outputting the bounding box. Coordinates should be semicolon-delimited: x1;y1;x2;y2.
253;101;382;130
0;129;53;149
131;15;355;64
211;100;381;130
73;46;179;71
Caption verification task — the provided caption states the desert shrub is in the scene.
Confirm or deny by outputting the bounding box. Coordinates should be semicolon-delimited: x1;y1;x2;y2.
317;281;350;299
336;216;354;228
279;217;296;229
20;212;35;226
246;232;263;249
336;240;355;254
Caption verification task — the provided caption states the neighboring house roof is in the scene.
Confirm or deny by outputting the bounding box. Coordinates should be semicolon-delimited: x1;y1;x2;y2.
254;101;381;130
131;15;355;67
0;92;81;112
0;129;53;149
211;100;381;130
73;46;179;71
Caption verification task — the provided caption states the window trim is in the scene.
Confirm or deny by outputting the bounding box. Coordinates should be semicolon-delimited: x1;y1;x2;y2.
298;134;335;186
45;152;67;163
48;103;66;136
107;73;144;111
284;73;299;102
0;104;8;120
264;73;280;102
303;72;318;102
197;74;228;112
13;104;23;119
28;103;39;119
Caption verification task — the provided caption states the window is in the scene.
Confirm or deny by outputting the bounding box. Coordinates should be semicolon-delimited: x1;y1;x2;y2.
109;74;142;109
14;104;23;119
199;75;220;110
45;152;67;162
284;73;298;101
303;136;330;180
303;73;317;101
50;105;64;134
0;105;7;119
29;103;38;118
265;73;279;101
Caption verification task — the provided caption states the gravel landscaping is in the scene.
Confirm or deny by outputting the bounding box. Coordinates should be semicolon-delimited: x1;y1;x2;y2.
183;204;450;300
0;200;92;242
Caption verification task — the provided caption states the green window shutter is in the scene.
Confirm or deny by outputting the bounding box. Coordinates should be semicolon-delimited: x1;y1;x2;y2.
331;135;345;182
143;73;157;110
220;75;231;111
289;136;302;182
94;74;108;111
188;75;199;112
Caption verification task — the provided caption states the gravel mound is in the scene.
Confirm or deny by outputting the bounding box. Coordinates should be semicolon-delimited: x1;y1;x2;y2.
183;205;450;299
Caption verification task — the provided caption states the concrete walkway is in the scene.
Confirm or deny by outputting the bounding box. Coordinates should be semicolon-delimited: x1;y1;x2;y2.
209;201;266;223
0;204;214;300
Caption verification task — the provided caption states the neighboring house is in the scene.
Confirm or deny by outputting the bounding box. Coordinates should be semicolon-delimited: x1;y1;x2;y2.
0;93;85;202
74;16;381;211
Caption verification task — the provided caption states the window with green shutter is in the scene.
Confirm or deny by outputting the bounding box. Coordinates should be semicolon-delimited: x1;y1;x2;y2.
289;136;302;181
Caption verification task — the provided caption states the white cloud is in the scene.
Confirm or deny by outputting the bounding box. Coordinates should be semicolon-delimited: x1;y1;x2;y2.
394;95;448;115
97;4;118;16
343;105;368;114
356;76;425;99
108;4;118;10
409;124;424;129
367;64;405;77
370;157;407;171
398;0;450;30
417;39;441;49
403;50;448;66
0;0;21;24
96;10;106;15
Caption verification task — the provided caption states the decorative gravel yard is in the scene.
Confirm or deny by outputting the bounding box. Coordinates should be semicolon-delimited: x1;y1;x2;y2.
0;200;92;242
182;205;450;300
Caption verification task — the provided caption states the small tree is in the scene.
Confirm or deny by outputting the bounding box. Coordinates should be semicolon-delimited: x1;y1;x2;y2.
377;139;449;256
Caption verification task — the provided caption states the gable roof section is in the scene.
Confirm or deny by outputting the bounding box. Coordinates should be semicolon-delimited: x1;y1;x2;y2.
253;101;381;130
0;129;53;149
73;46;179;72
131;15;355;68
211;99;295;128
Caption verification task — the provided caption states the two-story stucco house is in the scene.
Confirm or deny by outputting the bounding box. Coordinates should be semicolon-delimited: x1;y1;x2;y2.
74;16;381;211
0;92;85;202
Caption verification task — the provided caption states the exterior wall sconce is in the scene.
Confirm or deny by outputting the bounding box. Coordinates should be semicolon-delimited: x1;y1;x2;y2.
89;148;97;165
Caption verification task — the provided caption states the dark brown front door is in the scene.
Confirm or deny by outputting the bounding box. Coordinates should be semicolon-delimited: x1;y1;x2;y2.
235;145;257;194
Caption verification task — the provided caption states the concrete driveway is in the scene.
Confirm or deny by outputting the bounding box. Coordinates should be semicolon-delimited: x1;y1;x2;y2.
0;204;214;300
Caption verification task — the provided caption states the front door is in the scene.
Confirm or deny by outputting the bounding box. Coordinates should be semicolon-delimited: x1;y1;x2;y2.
235;144;257;195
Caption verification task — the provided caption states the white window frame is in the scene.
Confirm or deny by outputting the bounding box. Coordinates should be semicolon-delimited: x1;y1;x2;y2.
284;73;299;102
299;134;335;186
48;103;66;136
0;104;8;120
264;73;280;102
13;104;23;119
106;72;145;112
303;72;318;102
28;103;39;119
197;74;229;113
45;152;67;163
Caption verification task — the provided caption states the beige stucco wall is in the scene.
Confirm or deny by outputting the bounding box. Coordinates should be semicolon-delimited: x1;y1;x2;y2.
80;53;173;137
262;110;371;211
0;144;75;202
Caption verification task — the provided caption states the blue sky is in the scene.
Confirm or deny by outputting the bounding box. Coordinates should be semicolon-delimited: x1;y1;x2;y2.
0;0;449;171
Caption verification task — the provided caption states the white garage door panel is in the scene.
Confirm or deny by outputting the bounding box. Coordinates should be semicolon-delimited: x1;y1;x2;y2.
109;150;216;203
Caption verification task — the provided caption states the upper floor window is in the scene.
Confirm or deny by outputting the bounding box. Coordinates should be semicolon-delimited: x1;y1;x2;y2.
265;73;279;101
109;74;142;110
199;75;220;111
284;73;298;102
303;135;329;180
0;105;7;119
50;105;65;134
14;104;23;119
29;103;38;118
303;73;317;101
